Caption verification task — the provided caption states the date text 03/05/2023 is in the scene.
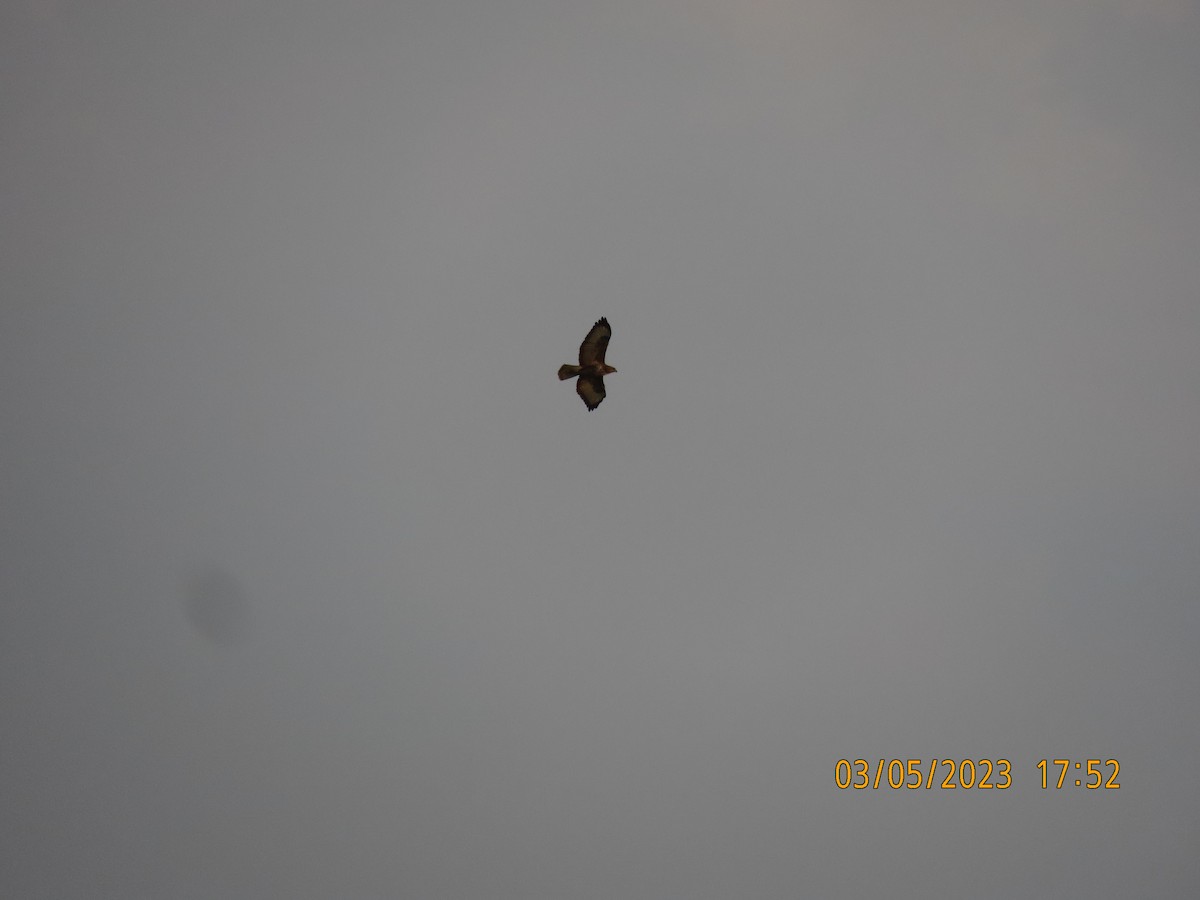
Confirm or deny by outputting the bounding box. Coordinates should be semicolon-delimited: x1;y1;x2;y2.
834;759;1121;790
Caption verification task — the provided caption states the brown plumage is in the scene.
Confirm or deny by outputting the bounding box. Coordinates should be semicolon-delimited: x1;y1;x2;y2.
557;317;617;410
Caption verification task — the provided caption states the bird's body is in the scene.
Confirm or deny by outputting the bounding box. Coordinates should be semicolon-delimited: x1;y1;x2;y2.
558;317;616;410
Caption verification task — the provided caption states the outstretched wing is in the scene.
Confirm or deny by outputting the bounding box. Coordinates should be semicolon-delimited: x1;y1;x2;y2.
576;372;606;410
578;317;611;367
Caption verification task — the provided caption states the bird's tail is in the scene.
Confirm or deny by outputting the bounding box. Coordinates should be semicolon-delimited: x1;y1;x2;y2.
558;364;581;380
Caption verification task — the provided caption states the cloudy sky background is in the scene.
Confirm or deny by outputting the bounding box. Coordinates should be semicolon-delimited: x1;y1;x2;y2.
3;1;1198;896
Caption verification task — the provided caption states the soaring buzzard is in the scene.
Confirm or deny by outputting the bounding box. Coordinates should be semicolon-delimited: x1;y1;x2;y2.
558;317;616;410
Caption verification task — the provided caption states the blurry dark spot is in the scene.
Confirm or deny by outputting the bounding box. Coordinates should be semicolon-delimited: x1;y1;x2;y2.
184;566;251;645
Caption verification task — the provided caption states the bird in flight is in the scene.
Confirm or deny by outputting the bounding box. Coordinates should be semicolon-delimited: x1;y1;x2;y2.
558;317;616;410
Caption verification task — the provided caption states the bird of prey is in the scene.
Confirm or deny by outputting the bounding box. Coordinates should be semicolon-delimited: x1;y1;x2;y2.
558;317;616;410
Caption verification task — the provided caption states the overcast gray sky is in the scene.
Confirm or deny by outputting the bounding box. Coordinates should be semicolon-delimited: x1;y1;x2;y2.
3;1;1199;896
